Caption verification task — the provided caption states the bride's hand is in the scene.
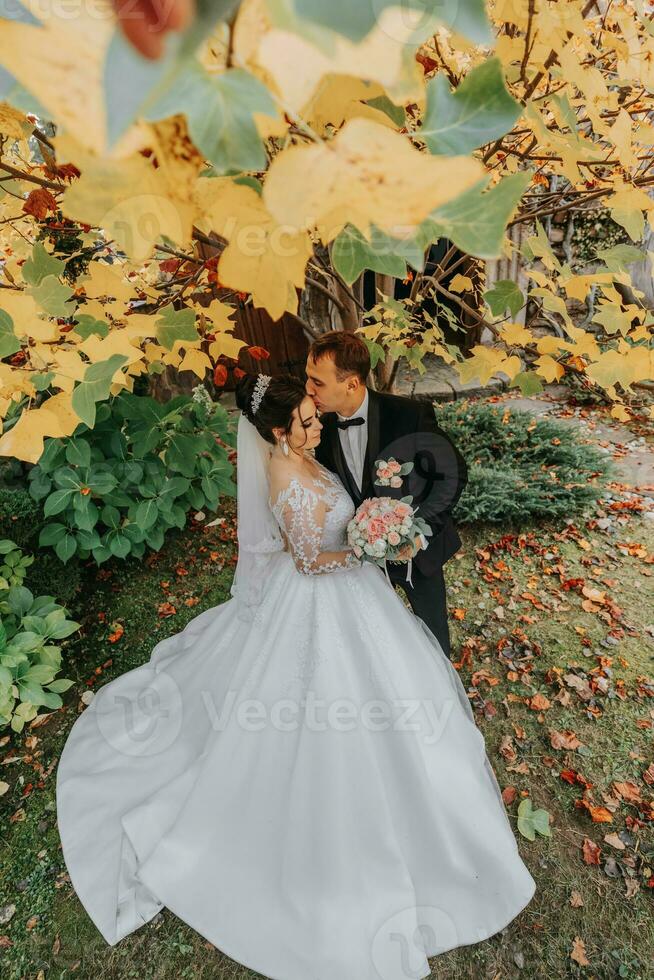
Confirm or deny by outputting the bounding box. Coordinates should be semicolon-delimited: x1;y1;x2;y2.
397;536;422;561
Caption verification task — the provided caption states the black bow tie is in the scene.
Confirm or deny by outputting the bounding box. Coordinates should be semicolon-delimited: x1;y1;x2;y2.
336;416;365;430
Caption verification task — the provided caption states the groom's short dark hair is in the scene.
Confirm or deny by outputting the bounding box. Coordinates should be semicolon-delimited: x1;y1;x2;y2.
309;331;371;384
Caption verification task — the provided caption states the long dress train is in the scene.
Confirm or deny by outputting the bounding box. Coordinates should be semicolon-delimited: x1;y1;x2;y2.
56;458;536;980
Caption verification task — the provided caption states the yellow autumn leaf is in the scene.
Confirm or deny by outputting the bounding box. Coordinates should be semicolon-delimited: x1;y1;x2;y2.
55;130;197;262
499;322;536;346
195;178;313;320
0;102;33;141
0;292;61;344
263;118;486;243
0;2;112;153
457;346;517;385
208;335;246;360
0;392;79;464
199;299;240;332
78;330;145;376
234;0;425;114
178;349;212;378
535;354;565;383
449;274;474;294
79;261;133;304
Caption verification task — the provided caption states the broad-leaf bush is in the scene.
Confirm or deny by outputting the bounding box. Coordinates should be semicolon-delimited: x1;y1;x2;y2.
29;387;236;565
0;539;79;733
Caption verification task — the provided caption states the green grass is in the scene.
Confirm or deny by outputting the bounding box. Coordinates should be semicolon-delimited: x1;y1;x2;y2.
1;488;653;979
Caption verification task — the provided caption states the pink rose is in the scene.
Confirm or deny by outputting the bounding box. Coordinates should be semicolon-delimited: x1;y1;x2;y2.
390;475;403;488
367;518;386;541
388;460;402;474
387;530;401;546
378;467;393;480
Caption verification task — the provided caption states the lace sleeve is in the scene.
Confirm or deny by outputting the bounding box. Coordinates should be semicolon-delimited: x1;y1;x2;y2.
271;477;361;576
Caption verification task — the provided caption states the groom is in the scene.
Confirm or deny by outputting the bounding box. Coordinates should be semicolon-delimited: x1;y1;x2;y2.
306;331;468;661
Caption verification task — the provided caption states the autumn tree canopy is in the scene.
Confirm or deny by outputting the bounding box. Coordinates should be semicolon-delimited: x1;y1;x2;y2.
0;0;652;463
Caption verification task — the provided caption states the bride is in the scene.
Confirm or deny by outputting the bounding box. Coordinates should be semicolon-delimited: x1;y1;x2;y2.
56;371;536;980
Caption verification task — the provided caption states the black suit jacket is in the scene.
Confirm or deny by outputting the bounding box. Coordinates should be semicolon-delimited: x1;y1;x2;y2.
314;388;468;577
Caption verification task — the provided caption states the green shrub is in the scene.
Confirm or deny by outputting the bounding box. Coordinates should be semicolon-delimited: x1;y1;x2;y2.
28;386;236;565
0;539;79;733
435;400;617;524
24;551;83;606
0;487;42;550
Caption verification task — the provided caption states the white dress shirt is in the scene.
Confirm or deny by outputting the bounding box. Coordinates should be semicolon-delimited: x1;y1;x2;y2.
336;388;369;491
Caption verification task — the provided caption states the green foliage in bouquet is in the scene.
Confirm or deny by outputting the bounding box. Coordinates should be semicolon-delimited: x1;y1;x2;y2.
435;401;617;525
0;539;79;733
28;386;236;565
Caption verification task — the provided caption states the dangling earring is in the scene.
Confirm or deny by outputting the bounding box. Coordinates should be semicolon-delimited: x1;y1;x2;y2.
280;436;289;457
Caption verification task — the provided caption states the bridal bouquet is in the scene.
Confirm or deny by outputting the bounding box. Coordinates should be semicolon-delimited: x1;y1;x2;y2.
346;495;432;587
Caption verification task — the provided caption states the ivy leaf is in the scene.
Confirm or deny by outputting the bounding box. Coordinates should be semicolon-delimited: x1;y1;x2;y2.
154;304;198;351
331;225;408;284
103;0;242;147
72;354;129;429
0;309;21;358
72;314;110;340
291;0;492;45
517;797;552;841
145;65;278;175
21;242;66;286
28;274;75;317
416;171;532;259
365;95;405;127
484;280;524;318
508;371;544;396
421;59;521;156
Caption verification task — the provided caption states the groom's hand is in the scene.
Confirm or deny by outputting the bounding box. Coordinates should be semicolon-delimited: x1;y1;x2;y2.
112;0;195;59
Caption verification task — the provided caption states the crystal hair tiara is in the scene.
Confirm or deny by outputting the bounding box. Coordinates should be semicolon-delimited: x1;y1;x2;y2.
251;373;272;415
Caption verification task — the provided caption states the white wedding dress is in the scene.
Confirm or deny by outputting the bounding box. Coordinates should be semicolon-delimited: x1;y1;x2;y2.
56;452;536;980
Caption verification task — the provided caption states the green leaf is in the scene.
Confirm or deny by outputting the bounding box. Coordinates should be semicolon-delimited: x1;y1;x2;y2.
7;585;34;617
146;65;278;175
0;309;21;358
517;797;551;841
28;274;75;317
23;663;56;685
30;370;56;392
594;244;645;273
72;494;99;532
65;439;91;469
54;534;77;564
421;59;521;156
17;680;49;707
38;523;68;547
72;313;110;340
72;354;129;428
154;304;198;351
108;531;131;558
332;225;408;284
484;280;524;318
135;499;159;531
100;504;121;529
508;371;544;396
46;678;75;693
291;0;492;45
21;242;66;286
365;94;405;127
103;0;241;148
44;488;75;517
417;170;532;260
